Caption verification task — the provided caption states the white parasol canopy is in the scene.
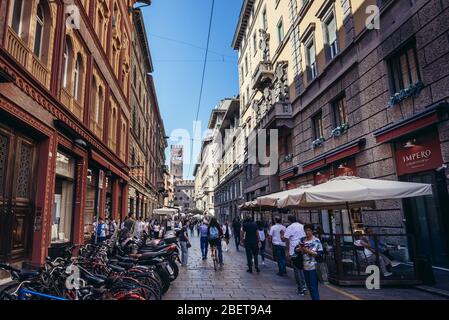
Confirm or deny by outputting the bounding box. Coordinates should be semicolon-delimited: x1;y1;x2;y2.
153;208;178;217
238;200;257;210
256;189;297;208
302;176;433;205
275;185;312;208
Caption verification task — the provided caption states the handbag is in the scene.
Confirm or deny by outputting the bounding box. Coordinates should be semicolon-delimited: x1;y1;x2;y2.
290;253;303;269
187;242;192;248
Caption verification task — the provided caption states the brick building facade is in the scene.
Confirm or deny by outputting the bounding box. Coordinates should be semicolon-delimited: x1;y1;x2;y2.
0;0;153;268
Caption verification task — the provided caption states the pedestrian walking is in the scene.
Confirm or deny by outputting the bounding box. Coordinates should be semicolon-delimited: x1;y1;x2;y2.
222;222;231;252
257;221;267;265
153;221;160;239
189;220;195;237
104;218;110;239
232;217;242;251
199;220;209;260
96;218;107;243
241;216;259;273
137;217;145;237
269;217;287;276
298;224;324;300
179;224;191;267
282;215;307;295
124;214;136;235
109;219;117;237
208;218;224;267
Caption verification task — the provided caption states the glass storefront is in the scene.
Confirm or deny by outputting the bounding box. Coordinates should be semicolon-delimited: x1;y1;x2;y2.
52;151;75;244
84;168;98;239
105;176;112;219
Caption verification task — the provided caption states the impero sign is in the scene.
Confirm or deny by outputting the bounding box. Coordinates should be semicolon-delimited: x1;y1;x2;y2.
395;130;444;176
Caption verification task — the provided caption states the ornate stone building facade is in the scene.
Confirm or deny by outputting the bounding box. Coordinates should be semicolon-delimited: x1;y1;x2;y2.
129;8;167;219
0;0;157;268
211;98;244;223
233;0;449;285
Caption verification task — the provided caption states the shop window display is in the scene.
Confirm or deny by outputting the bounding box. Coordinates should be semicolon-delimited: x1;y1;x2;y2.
52;152;75;243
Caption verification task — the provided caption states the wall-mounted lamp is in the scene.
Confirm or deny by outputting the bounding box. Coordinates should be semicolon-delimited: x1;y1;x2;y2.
404;139;417;148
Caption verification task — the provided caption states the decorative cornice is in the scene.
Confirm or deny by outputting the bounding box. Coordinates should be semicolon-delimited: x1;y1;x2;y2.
232;0;255;50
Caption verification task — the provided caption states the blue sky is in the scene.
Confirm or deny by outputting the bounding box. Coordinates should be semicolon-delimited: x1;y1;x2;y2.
143;0;242;179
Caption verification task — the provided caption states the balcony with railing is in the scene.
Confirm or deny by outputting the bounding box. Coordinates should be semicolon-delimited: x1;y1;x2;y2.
5;27;50;89
60;88;84;121
259;102;293;129
252;61;274;90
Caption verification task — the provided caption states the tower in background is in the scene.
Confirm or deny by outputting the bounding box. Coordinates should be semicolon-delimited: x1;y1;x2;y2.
170;145;184;181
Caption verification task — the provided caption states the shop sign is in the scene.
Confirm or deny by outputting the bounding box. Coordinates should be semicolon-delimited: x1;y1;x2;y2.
395;130;443;176
98;170;104;189
56;151;75;179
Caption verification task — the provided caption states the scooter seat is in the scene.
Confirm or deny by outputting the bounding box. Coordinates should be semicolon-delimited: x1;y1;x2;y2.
108;263;126;273
84;274;105;288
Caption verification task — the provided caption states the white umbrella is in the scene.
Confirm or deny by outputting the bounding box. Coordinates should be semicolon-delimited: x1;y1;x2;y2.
275;185;312;208
153;208;178;217
238;201;257;210
256;189;296;208
303;176;433;204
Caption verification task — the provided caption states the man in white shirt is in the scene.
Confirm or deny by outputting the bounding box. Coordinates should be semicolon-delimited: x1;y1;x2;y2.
282;215;307;295
269;217;287;276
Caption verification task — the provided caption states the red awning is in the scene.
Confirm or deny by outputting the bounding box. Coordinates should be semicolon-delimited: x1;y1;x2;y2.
302;139;365;173
374;102;448;143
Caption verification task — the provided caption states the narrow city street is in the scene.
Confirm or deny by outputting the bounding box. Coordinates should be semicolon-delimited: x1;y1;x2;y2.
164;234;445;300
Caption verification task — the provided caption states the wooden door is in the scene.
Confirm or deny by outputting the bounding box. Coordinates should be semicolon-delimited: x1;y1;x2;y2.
0;123;37;262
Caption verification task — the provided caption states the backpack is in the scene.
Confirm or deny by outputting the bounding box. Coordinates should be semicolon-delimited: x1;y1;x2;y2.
96;223;104;236
209;226;219;240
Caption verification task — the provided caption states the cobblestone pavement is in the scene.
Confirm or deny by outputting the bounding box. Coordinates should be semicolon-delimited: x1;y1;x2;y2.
163;234;445;300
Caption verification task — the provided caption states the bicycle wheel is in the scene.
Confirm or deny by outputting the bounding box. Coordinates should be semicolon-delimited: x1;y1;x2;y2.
0;281;20;300
169;260;179;281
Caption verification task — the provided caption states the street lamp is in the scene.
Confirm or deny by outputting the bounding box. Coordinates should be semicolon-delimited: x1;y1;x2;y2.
129;1;152;13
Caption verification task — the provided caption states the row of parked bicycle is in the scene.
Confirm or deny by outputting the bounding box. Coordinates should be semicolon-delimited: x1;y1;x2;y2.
0;228;181;300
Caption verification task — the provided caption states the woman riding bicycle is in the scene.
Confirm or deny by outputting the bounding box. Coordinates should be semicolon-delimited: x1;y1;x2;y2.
207;218;224;268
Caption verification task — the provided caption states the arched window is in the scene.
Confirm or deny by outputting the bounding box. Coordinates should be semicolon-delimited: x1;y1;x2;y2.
131;148;136;165
110;107;117;148
97;10;104;44
33;3;44;58
90;77;98;127
112;2;120;28
121;123;127;159
132;107;137;129
96;86;104;124
73;54;83;101
62;37;73;89
133;66;137;87
11;0;24;36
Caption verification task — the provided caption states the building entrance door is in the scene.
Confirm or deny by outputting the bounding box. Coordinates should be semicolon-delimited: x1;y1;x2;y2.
402;171;449;268
0;123;37;263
